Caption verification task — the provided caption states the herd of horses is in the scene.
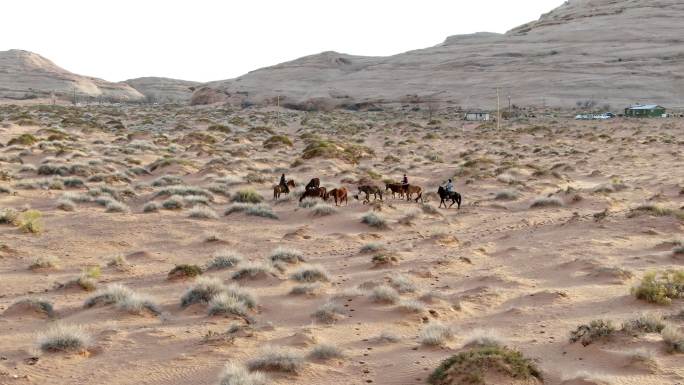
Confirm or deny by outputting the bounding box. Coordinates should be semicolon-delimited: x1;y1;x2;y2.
274;177;462;209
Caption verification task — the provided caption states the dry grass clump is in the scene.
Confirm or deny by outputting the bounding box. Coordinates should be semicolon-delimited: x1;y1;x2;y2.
661;325;684;353
298;198;319;208
107;255;131;271
16;209;43;233
0;208;19;224
232;189;263;204
360;242;383;253
56;198;76;211
311;203;337;216
84;284;161;315
389;274;417;293
143;201;159;212
631;270;684;305
181;277;226;307
168;264;203;280
188;206;219;219
397;299;425;313
206;251;243;270
162;195;184;210
105;200;129;213
289;264;329;282
622;314;666;335
269;247;305;264
308;344;344;360
225;203;278;219
495;190;519;201
374;331;401;343
361;212;388;228
628;204;684;220
247;346;304;373
208;293;249;318
427;346;542;385
219;362;266;385
461;329;504;349
420;322;454;346
312;301;345;324
369;285;400;304
29;255;60;270
37;324;92;353
232;262;275;280
371;253;398;266
8;298;55;318
289;283;323;296
530;196;563;208
569;319;617;346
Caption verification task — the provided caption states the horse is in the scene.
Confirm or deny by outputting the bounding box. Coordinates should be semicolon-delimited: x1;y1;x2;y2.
286;179;296;188
299;186;327;202
437;186;461;209
273;179;296;199
305;178;320;191
357;185;383;203
385;183;406;199
405;185;424;202
325;187;348;206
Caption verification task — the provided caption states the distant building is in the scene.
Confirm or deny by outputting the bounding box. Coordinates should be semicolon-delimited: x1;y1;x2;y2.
624;104;666;117
464;110;490;121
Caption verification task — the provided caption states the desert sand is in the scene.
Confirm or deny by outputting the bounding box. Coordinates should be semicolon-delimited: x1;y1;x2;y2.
0;103;683;385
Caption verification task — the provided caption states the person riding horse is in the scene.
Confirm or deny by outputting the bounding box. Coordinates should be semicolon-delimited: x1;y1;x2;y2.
279;173;289;194
444;179;454;194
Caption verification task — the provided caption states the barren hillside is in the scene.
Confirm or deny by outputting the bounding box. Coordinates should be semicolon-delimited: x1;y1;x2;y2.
124;77;200;103
198;0;684;109
0;50;144;102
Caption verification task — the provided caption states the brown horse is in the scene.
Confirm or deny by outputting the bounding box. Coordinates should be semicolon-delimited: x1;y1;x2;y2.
273;179;297;199
356;185;383;203
385;183;406;199
325;187;348;206
405;185;423;202
299;186;327;202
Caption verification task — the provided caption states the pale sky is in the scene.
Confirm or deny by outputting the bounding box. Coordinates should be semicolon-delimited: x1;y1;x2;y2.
2;0;564;83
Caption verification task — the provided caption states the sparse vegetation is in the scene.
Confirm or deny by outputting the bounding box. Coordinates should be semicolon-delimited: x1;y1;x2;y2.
247;346;304;373
312;301;345;324
232;189;263;204
269;247;305;264
569;319;617;346
207;252;243;270
420;322;454;346
632;270;684;305
38;324;92;353
168;264;203;279
361;212;387;228
308;344;344;360
290;264;329;282
219;363;266;385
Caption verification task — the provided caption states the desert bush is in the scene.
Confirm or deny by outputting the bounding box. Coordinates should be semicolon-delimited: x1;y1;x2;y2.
218;362;266;385
17;209;43;233
312;301;345;324
29;255;60;269
622;314;666;334
207;252;243;270
399;208;421;225
85;284;161;315
428;346;541;385
375;331;401;343
420;322;454;346
360;242;383;253
247;346;304;373
225;203;277;219
162;196;184;210
495;190;519;201
462;329;504;348
290;265;329;282
361;212;387;228
263;135;293;149
107;255;131;270
232;262;275;280
628;204;684;220
152;175;183;187
168;264;203;279
569;319;617;346
371;253;398;266
661;325;684;353
232;189;263;204
188;206;218;219
208;293;249;317
269;247;305;264
180;277;226;307
530;197;563;208
631;270;684;305
56;198;76;211
63;275;97;291
369;285;400;304
311;203;337;217
37;324;92;353
397;299;425;313
8;133;38;146
0;208;20;225
298;198;319;208
389;274;417;293
143;201;159;212
308;344;344;360
105;200;129;213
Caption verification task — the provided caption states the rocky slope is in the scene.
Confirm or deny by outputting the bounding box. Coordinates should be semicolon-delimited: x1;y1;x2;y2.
124;77;200;103
0;50;144;102
198;0;684;109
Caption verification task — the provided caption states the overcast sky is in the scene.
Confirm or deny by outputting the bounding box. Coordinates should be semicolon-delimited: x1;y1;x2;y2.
2;0;564;83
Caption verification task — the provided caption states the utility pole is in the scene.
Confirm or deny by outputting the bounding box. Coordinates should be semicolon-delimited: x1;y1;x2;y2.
508;94;512;116
72;87;77;106
496;88;501;130
276;94;280;129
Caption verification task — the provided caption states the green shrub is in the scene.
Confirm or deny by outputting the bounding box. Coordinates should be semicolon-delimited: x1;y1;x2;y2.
231;189;263;204
263;135;293;149
632;270;684;305
168;264;203;279
8;133;39;146
17;209;43;233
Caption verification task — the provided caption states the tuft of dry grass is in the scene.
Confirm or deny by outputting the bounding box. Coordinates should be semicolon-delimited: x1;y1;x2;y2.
308;344;344;360
247;346;304;373
37;324;92;353
290;264;329;283
569;319;616;346
219;362;266;385
361;212;387;228
369;285;400;304
312;301;345;324
420;322;454;346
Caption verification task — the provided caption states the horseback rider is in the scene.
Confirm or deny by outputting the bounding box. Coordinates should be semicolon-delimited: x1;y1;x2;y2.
401;174;408;186
279;173;289;194
445;178;454;194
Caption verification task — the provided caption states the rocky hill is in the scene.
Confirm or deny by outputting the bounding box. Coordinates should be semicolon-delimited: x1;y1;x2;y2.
197;0;684;109
0;50;144;102
124;77;200;103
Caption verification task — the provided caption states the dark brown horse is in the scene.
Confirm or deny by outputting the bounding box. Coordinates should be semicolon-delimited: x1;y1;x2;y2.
299;186;327;202
437;186;461;209
305;178;320;191
359;185;383;203
274;179;297;199
385;183;406;199
405;185;423;202
325;187;348;206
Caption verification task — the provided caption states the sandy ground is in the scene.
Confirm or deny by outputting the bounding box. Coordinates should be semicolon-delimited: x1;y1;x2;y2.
0;104;683;385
